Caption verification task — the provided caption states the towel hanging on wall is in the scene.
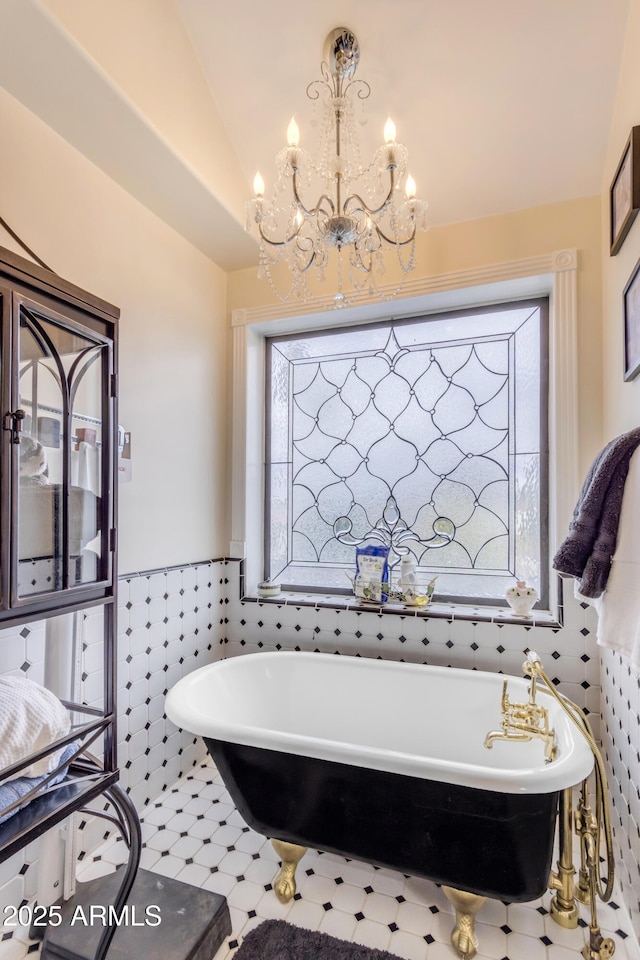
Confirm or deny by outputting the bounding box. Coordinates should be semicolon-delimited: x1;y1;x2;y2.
552;426;640;597
591;446;640;673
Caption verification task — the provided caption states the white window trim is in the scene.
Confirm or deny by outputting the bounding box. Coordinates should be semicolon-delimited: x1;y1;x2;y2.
230;249;578;619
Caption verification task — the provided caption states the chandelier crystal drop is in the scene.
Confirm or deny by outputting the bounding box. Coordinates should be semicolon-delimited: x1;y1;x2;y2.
245;27;428;306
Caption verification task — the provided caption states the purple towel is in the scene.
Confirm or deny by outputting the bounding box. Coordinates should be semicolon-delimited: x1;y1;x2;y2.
553;427;640;598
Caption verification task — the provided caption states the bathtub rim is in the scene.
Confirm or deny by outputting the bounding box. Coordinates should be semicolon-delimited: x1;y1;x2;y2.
165;650;594;795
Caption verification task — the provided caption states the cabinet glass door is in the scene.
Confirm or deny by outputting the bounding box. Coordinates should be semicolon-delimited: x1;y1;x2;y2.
16;301;110;599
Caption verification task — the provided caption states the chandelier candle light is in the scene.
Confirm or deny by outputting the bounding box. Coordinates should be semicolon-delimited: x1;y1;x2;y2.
246;27;428;305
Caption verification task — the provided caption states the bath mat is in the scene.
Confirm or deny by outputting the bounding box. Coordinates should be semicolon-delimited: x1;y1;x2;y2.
232;919;406;960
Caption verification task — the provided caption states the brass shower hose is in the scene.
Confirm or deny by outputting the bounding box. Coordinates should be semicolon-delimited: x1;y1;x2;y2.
532;659;615;903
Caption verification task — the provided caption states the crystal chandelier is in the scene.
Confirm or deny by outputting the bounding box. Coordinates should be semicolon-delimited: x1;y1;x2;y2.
245;27;428;306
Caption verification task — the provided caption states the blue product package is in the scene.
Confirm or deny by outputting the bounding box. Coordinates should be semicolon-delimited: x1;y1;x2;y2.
354;545;390;603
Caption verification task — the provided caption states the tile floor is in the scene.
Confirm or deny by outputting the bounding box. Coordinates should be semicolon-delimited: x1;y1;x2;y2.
6;757;640;960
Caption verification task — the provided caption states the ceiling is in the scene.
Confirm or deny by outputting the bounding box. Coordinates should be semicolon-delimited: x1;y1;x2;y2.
0;0;632;271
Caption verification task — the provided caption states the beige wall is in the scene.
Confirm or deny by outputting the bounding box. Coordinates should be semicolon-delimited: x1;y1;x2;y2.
602;0;640;437
40;0;248;224
0;86;228;573
229;195;604;477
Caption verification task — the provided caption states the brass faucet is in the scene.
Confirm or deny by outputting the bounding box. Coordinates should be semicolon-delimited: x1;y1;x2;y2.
483;654;557;762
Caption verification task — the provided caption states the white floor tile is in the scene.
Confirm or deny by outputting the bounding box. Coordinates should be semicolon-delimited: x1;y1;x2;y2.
10;756;636;960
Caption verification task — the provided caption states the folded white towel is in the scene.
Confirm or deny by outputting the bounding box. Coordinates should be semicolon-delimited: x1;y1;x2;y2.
0;677;71;781
592;446;640;673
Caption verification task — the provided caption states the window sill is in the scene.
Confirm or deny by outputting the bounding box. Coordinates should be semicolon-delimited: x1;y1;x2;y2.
240;590;562;629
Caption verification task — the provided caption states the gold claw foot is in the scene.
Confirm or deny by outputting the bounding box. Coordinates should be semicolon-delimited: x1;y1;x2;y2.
270;838;307;903
442;886;486;960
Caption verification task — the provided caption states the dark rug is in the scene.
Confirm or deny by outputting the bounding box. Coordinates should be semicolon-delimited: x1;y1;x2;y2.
232;919;406;960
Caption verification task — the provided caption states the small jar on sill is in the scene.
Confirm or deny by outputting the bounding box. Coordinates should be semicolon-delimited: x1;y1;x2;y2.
505;580;538;617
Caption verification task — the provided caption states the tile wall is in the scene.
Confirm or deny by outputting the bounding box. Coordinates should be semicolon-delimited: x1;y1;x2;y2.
0;560;225;943
0;557;638;952
601;648;640;940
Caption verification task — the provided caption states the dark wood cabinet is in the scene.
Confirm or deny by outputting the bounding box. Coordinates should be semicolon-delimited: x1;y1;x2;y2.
0;248;117;623
0;246;138;920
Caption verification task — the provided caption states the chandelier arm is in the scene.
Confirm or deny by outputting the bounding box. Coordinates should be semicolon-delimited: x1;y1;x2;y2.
292;169;336;218
256;221;289;248
343;169;396;219
372;221;417;247
256;220;320;275
298;249;318;273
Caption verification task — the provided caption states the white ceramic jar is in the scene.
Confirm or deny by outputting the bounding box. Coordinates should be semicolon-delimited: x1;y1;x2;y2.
505;580;538;617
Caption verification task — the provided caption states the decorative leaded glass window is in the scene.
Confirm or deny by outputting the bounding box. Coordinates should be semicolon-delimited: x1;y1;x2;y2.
265;299;548;605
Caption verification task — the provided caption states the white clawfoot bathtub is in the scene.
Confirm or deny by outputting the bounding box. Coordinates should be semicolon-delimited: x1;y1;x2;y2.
166;650;592;793
166;651;594;958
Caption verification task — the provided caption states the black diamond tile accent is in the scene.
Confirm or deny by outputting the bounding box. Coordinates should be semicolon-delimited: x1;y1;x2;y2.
354;912;365;921
396;894;405;903
500;924;512;934
540;935;553;946
364;885;374;894
322;902;333;911
228;940;238;950
334;877;344;885
428;905;439;914
305;868;315;876
615;929;628;939
388;922;399;932
424;934;435;945
248;910;256;919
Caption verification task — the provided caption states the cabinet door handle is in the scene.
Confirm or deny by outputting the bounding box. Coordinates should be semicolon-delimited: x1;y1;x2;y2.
3;409;26;443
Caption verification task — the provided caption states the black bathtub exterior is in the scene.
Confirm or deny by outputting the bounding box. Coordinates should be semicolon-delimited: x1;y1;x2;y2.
205;738;558;903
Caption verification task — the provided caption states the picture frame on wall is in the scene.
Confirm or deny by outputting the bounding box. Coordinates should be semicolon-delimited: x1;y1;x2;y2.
610;126;640;255
623;255;640;381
